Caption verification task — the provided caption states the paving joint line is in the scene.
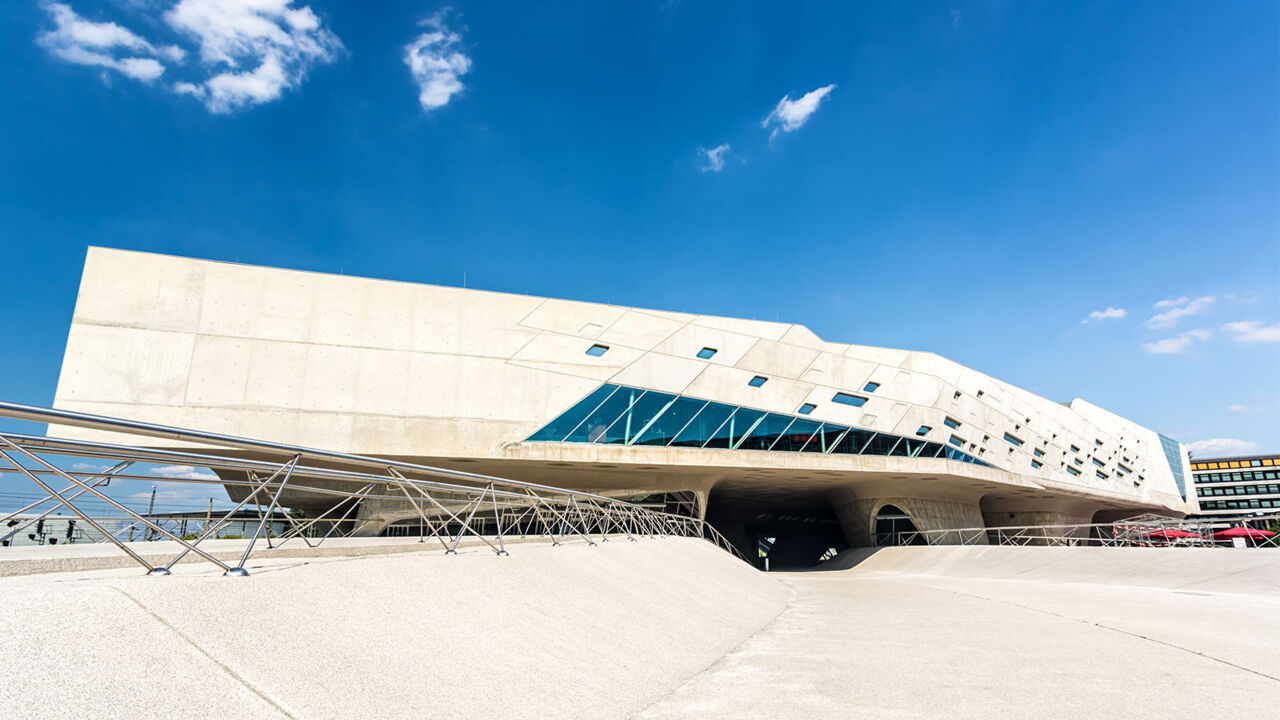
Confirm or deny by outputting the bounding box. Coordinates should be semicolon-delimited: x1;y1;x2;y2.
108;584;299;719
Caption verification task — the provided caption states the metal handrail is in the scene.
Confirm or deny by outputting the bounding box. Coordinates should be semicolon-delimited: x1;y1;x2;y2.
0;402;749;573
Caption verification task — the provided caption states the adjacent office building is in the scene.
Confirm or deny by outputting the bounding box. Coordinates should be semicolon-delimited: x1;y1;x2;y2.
48;248;1196;563
1190;454;1280;515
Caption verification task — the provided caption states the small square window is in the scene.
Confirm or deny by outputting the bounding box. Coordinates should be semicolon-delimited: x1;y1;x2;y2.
832;392;867;407
944;417;960;429
953;391;961;400
696;347;718;359
863;382;880;393
797;403;816;415
916;425;931;436
748;376;768;388
976;390;984;398
1031;459;1043;469
585;344;609;357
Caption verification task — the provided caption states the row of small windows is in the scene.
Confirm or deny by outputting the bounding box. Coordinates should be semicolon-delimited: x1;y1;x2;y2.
1195;470;1280;484
585;343;885;412
584;341;1122;477
1197;484;1280;497
1192;458;1279;471
1199;499;1280;510
527;384;989;465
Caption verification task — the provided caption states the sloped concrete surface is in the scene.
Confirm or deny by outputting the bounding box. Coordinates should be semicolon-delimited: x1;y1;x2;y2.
0;538;787;719
638;546;1280;719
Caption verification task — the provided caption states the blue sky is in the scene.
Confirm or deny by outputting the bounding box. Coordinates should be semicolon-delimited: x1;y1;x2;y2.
1;0;1277;470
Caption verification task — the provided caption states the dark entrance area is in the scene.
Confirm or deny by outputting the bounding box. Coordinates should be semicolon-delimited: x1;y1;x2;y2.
704;482;849;570
873;504;925;546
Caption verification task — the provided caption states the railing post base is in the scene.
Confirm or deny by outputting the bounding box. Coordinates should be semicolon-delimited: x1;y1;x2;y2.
225;567;250;577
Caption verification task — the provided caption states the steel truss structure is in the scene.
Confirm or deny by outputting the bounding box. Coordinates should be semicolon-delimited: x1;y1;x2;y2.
880;512;1280;549
0;402;744;576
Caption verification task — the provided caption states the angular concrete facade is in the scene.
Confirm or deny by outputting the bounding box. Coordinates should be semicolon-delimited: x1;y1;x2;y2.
51;248;1195;560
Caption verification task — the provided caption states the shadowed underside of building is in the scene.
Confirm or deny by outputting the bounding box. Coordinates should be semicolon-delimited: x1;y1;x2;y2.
49;248;1196;566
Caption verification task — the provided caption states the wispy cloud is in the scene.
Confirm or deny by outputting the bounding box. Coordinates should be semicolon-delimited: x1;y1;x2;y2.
697;143;729;172
149;464;218;480
70;461;111;472
404;10;471;111
37;1;340;113
762;84;835;138
1186;438;1258;456
1228;404;1267;413
37;1;184;82
1142;328;1210;355
1147;296;1214;329
166;0;342;113
1082;307;1125;323
1221;320;1280;344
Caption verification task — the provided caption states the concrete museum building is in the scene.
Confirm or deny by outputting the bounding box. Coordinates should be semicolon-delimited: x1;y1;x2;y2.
51;248;1196;564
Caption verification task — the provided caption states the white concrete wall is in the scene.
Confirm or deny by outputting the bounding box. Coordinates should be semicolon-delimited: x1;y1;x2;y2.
52;248;1194;514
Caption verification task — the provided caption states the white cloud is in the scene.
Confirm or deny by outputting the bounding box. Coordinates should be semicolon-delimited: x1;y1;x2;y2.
404;12;471;111
149;464;218;481
1146;296;1214;329
697;143;730;172
1221;320;1280;344
166;0;342;113
762;84;835;138
1228;404;1266;413
70;462;111;472
1142;328;1210;355
1082;307;1126;323
37;1;184;82
1185;438;1259;456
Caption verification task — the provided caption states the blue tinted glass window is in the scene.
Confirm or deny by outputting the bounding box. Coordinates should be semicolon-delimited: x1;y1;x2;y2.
1031;459;1043;469
670;402;735;447
585;344;609;356
862;433;900;456
527;385;618;442
919;441;945;458
916;425;931;436
863;382;880;392
1066;465;1081;476
888;437;914;456
1033;448;1044;458
943;447;967;462
797;403;816;415
563;387;640;443
948;435;964;448
696;347;717;359
1091;458;1104;468
707;407;766;449
748;376;768;388
1003;433;1022;447
832;392;867;407
737;413;796;451
802;423;848;453
772;418;822;451
831;428;873;454
944;417;960;429
633;396;706;446
600;390;674;445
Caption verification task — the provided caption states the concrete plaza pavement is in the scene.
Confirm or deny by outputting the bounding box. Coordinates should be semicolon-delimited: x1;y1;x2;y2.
638;547;1280;719
1;538;1278;718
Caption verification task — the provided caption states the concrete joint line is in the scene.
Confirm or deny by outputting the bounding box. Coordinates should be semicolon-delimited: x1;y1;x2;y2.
108;585;299;719
631;581;799;717
906;579;1280;684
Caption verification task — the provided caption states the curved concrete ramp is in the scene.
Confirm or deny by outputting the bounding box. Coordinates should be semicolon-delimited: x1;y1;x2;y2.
0;538;787;719
827;545;1280;595
639;546;1280;719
